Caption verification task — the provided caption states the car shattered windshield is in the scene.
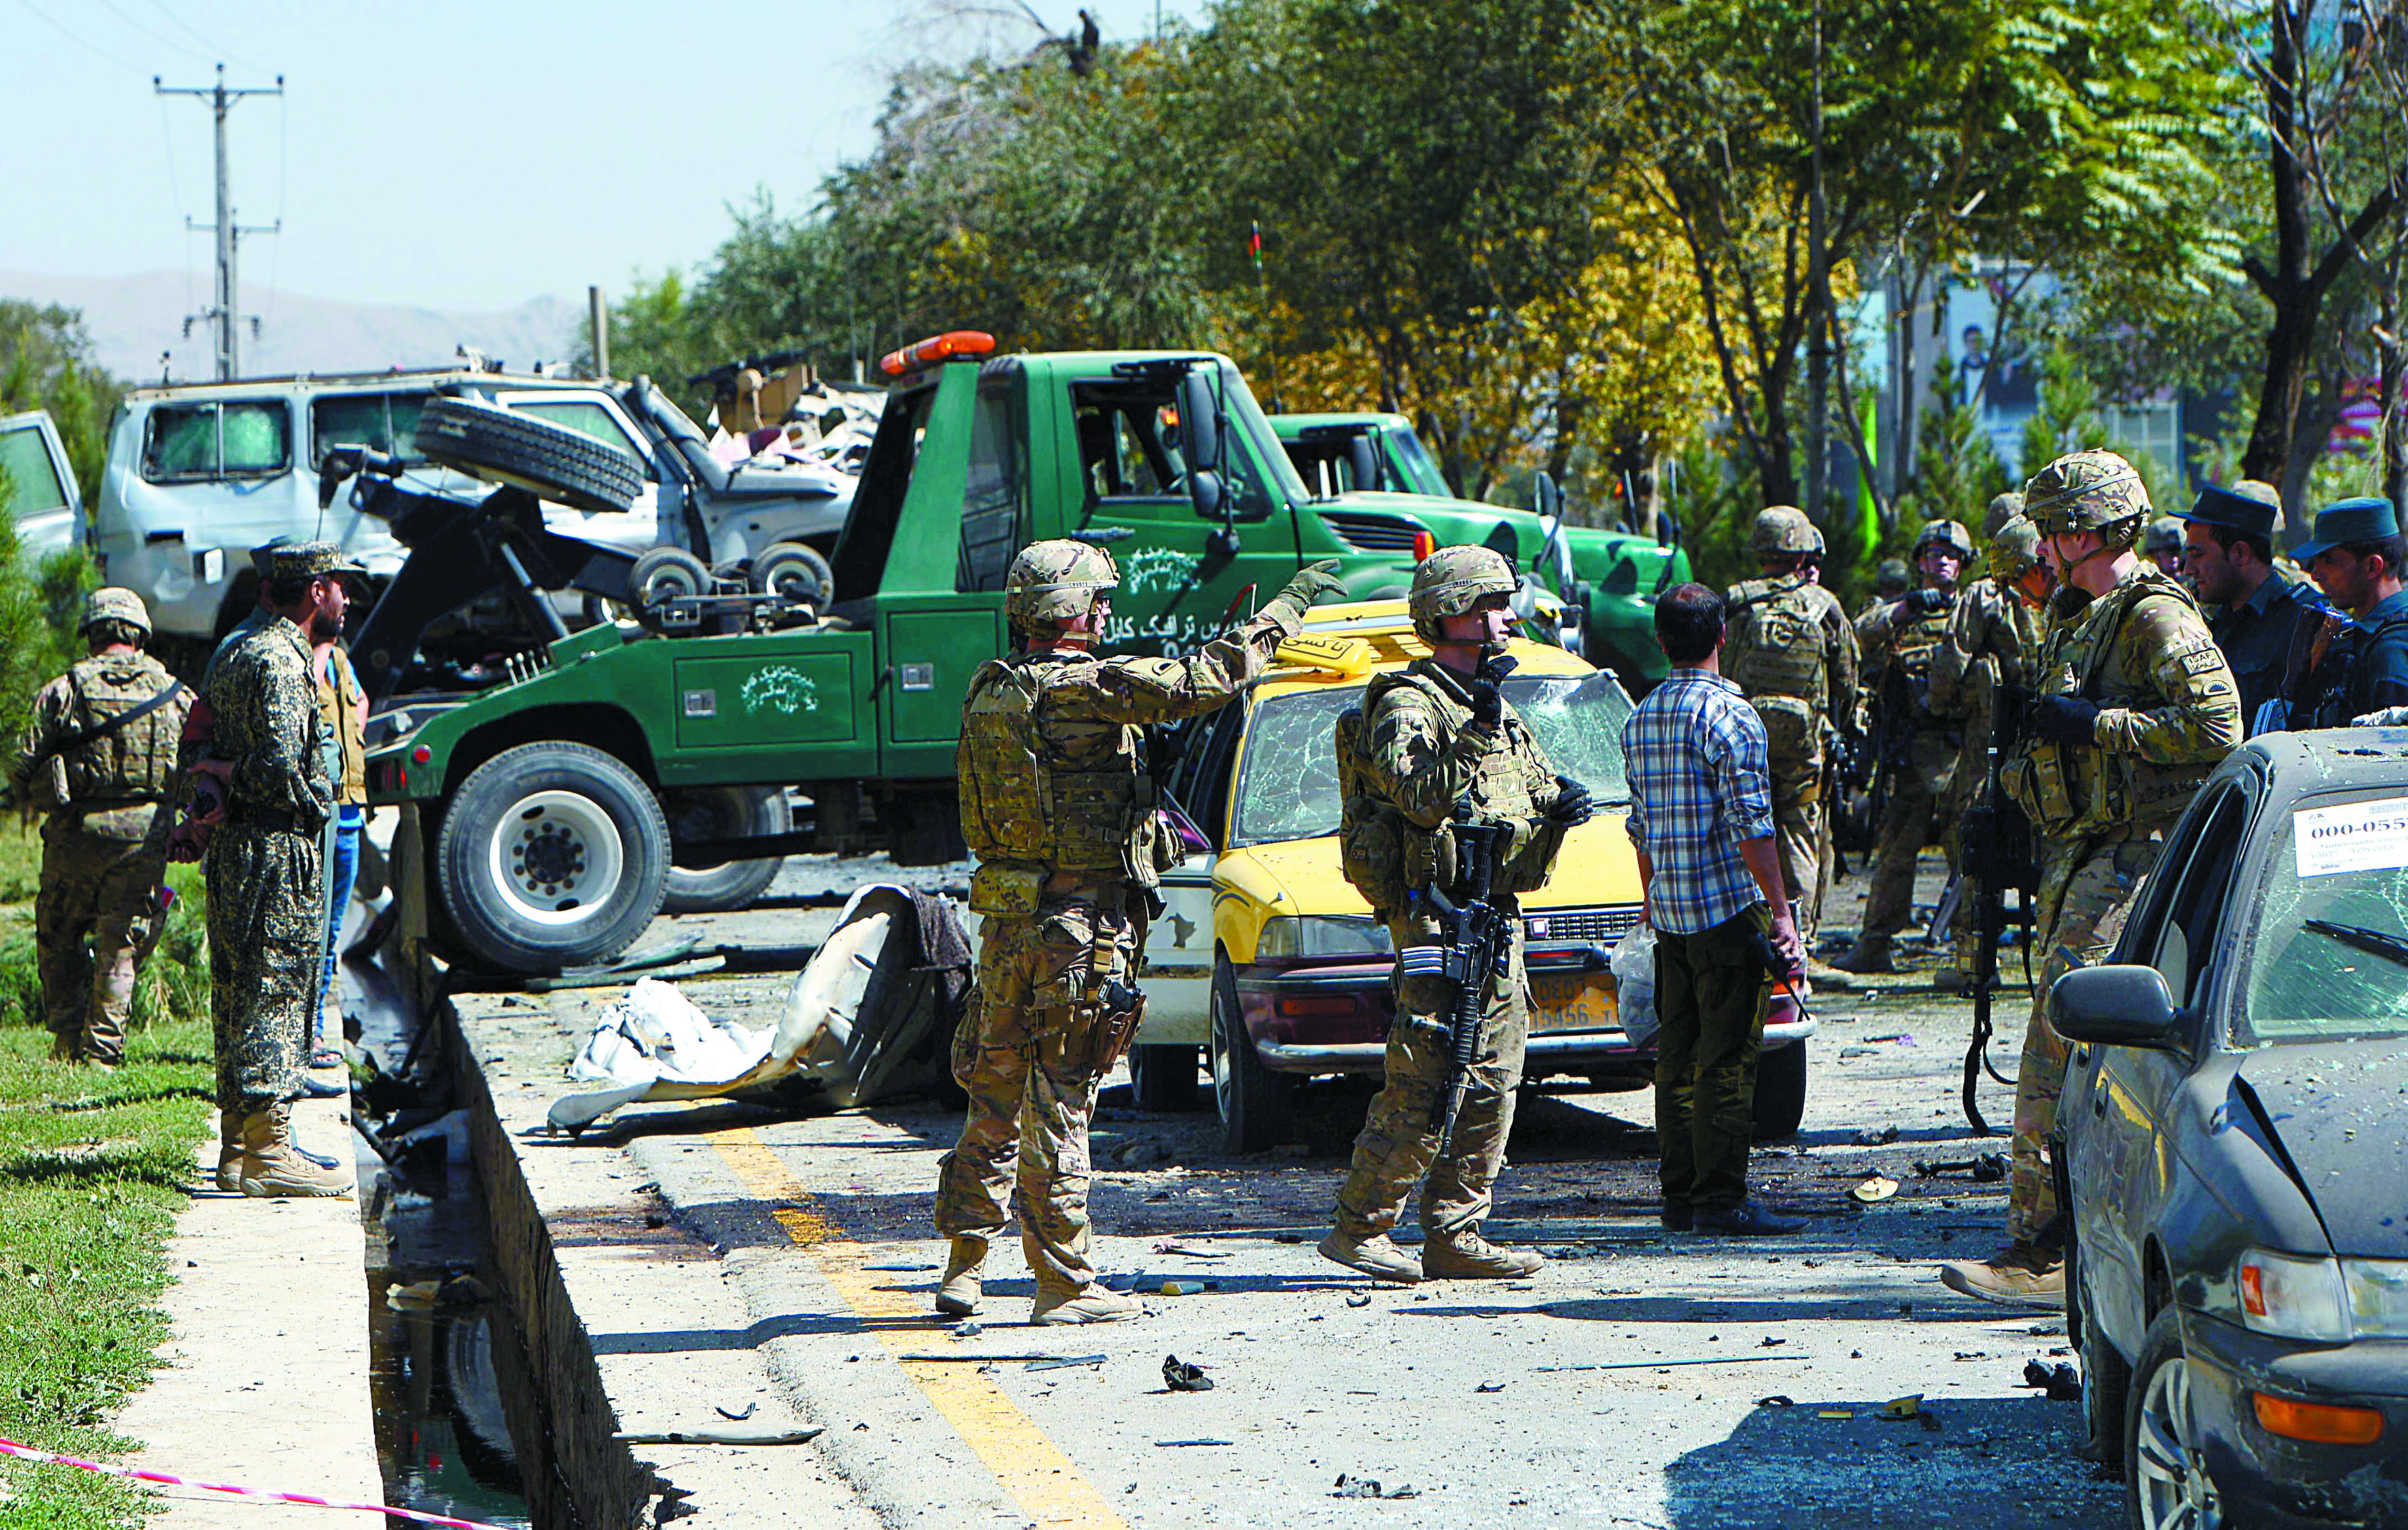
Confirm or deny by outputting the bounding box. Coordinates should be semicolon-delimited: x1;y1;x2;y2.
1229;672;1633;848
2239;790;2408;1043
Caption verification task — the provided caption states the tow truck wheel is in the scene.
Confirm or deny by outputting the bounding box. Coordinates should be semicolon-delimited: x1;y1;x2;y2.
1751;1038;1807;1141
436;742;670;973
750;542;835;610
631;547;711;614
1210;955;1291;1153
663;786;790;914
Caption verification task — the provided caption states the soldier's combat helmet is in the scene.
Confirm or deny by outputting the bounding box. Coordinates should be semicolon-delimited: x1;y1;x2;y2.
2145;515;2185;559
1912;519;1974;563
1408;544;1520;643
1987;517;2043;582
1004;539;1119;631
1875;557;1910;597
1983;491;2025;542
79;586;150;636
1749;505;1824;558
2022;448;2151;549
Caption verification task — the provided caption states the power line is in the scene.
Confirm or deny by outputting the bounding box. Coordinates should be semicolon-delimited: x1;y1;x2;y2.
143;0;269;73
157;64;283;381
86;0;212;62
13;0;144;71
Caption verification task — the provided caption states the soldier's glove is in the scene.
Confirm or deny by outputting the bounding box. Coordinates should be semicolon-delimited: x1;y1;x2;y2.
2031;695;2101;744
1545;774;1594;829
1467;675;1505;730
1909;587;1951;614
1266;559;1346;625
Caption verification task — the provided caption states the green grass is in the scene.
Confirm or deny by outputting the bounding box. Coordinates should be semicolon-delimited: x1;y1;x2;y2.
0;824;212;1530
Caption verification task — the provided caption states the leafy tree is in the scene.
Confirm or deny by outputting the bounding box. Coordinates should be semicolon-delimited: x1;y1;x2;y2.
0;302;122;511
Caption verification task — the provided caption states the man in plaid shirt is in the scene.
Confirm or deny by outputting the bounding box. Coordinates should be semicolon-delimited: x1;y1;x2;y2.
1621;583;1809;1236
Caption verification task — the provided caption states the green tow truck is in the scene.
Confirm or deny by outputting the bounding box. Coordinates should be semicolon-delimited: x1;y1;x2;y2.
1271;411;1683;690
354;332;1685;973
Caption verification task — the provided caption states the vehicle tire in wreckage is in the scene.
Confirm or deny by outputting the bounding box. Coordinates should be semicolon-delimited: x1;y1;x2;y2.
749;541;835;610
1211;954;1292;1153
2125;1305;2221;1530
663;785;790;914
412;397;644;515
436;741;671;973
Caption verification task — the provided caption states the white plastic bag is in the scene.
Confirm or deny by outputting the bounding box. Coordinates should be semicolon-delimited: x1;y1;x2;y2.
1609;922;1658;1050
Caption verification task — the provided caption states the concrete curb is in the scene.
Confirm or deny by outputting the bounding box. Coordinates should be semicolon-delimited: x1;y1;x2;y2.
116;1094;381;1529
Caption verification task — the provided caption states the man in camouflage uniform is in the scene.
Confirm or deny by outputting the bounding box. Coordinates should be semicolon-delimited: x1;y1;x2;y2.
1857;559;1911;625
1942;451;2239;1304
936;542;1343;1323
1929;515;2051;987
9;589;190;1068
1321;545;1588;1282
1834;519;1973;973
1721;508;1857;969
188;541;360;1199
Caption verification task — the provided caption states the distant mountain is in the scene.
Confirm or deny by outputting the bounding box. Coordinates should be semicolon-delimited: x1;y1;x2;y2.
0;270;582;385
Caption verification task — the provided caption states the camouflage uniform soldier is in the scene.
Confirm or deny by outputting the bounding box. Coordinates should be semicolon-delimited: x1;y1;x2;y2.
1942;451;2239;1304
936;542;1343;1324
1722;508;1857;957
1834;519;1973;973
8;589;189;1068
1321;546;1586;1283
190;541;360;1199
1929;517;2050;986
1857;559;1912;625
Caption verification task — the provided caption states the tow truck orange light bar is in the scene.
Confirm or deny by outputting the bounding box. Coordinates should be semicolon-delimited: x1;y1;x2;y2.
879;330;996;377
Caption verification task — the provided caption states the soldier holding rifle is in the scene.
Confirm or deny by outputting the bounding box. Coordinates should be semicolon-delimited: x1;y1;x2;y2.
1319;546;1588;1284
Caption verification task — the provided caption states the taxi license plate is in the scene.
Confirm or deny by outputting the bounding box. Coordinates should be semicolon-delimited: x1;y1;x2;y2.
1530;971;1616;1032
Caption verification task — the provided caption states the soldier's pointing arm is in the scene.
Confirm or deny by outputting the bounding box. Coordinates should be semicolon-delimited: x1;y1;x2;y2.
2094;599;2242;764
1081;605;1302;727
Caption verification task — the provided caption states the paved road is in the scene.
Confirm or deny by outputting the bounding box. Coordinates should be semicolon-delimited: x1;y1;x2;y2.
490;848;2121;1529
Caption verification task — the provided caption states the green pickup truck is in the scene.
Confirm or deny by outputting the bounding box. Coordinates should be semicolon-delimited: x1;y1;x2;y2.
1271;411;1681;688
364;336;1683;973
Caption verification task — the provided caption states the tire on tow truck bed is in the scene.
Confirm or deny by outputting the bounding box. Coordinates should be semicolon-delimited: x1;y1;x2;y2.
436;742;671;972
413;397;644;515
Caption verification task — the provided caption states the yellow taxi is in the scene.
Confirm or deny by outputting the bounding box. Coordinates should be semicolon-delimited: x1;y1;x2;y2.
1128;599;1813;1151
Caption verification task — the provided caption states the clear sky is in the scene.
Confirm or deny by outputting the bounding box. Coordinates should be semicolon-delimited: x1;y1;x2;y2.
1;0;1188;313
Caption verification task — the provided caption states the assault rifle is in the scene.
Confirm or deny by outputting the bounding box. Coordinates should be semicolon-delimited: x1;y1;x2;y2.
1398;811;1517;1151
1956;679;2036;1134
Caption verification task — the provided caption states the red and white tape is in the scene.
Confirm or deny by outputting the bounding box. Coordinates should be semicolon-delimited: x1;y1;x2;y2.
0;1438;516;1529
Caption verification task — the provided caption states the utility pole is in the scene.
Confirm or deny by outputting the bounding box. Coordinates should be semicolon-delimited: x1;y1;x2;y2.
1804;0;1829;525
156;64;282;381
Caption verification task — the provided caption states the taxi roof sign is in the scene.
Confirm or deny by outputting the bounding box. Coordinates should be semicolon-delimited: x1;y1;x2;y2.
1273;631;1375;678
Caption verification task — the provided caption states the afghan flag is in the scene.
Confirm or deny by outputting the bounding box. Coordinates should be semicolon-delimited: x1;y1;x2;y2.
1248;221;1263;270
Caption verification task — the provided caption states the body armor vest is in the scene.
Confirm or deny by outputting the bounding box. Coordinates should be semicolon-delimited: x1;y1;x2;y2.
958;653;1152;901
49;653;184;811
1726;576;1836;769
1335;663;1556;916
2012;568;2217;841
1887;594;1956;717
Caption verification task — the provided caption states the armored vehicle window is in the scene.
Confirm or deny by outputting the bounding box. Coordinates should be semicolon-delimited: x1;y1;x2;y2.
958;381;1022;593
0;423;69;517
312;392;433;465
510;400;645;466
141;400;291;483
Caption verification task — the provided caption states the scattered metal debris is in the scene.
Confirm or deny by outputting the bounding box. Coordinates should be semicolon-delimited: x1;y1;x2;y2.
2023;1359;2082;1401
1331;1474;1420;1499
1913;1153;2008;1182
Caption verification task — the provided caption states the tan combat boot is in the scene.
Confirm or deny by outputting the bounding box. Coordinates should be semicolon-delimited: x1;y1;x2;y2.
935;1236;987;1318
1939;1242;2064;1307
215;1112;246;1192
1932;965;1968;992
1317;1230;1423;1283
1423;1230;1545;1279
237;1104;352;1198
1030;1285;1143;1325
1829;934;1896;975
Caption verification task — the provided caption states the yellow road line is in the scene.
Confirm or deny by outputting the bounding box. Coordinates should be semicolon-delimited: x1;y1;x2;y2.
709;1125;1130;1530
